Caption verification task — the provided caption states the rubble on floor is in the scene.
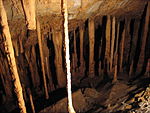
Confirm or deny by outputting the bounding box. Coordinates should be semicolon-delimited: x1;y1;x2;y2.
39;76;150;113
39;88;101;113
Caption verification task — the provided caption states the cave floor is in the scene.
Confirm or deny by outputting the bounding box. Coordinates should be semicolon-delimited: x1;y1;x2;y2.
38;73;150;113
9;73;150;113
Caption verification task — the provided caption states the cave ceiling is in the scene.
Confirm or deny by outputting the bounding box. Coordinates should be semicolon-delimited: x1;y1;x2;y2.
3;0;148;36
5;0;147;20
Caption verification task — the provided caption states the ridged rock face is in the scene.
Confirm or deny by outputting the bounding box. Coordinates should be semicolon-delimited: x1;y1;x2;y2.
4;0;146;20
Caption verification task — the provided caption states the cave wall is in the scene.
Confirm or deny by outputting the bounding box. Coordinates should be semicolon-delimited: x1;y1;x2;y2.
0;1;149;113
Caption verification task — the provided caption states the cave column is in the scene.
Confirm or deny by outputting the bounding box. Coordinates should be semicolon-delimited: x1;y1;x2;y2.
110;17;116;72
105;15;111;71
79;25;85;76
123;18;131;71
88;18;95;77
0;0;27;112
53;31;66;88
27;88;35;113
72;30;78;75
129;19;140;76
37;20;49;99
136;2;150;74
98;17;103;75
119;25;126;72
21;0;36;30
113;22;120;82
62;0;76;112
25;47;40;90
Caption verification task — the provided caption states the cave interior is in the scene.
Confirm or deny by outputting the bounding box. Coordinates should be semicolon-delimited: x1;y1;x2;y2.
0;0;150;113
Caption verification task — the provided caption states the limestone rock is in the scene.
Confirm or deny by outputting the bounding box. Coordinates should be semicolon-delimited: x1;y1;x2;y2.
84;88;100;99
39;89;88;113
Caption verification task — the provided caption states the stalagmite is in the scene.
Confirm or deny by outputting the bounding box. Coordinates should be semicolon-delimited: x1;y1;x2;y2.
120;26;126;72
88;18;95;77
105;15;111;68
37;20;49;99
27;88;35;113
0;0;27;113
53;31;66;87
62;0;76;113
79;25;85;76
129;19;140;76
136;2;150;74
110;17;116;72
113;22;120;82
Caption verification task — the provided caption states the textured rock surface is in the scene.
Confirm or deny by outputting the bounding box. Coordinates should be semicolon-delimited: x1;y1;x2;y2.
4;0;146;21
39;88;101;113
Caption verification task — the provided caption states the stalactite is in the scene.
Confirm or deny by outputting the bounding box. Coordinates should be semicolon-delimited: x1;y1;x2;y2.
37;20;49;99
136;2;150;74
119;25;126;72
24;54;34;84
110;17;116;72
27;88;35;113
79;25;85;76
115;21;120;55
105;15;111;69
98;17;103;75
62;0;76;112
113;22;120;82
45;57;55;91
129;19;140;76
32;46;40;86
72;30;78;76
13;39;19;56
25;46;40;90
42;34;54;92
99;61;103;76
88;18;95;77
73;30;78;69
21;0;36;30
53;31;66;88
123;18;131;70
18;32;24;53
0;0;27;112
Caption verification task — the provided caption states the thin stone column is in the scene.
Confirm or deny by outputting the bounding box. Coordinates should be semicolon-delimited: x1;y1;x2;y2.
105;15;111;69
129;19;140;76
0;0;27;112
79;25;85;76
119;26;126;72
136;2;150;74
53;31;66;88
110;17;116;72
88;18;95;77
72;30;78;75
